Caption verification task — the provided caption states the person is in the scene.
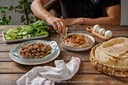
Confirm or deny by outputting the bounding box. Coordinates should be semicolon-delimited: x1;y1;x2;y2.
31;0;121;36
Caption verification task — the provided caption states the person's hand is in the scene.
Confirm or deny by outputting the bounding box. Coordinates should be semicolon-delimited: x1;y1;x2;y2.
46;16;66;36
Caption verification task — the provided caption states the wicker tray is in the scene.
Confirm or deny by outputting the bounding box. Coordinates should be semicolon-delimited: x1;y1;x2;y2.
90;44;128;77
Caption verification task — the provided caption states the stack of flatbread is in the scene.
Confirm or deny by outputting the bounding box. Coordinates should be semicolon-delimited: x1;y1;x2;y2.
90;37;128;77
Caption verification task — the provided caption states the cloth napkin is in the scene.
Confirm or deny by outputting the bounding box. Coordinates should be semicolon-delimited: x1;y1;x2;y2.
16;57;81;85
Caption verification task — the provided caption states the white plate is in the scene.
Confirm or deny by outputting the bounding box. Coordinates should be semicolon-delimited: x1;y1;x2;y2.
2;31;49;43
10;46;60;65
60;33;95;51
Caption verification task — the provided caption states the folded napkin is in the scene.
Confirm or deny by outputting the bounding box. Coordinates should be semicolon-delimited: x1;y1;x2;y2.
16;57;81;85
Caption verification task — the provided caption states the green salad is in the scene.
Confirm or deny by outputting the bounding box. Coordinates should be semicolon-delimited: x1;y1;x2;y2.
3;20;48;40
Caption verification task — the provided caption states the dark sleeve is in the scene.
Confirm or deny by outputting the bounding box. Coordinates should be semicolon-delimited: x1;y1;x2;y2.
105;0;121;8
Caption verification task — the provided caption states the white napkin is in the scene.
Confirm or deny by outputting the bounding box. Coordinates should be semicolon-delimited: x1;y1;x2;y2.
16;57;81;85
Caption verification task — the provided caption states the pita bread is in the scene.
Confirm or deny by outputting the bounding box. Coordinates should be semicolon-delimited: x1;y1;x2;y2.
101;37;128;58
95;37;128;67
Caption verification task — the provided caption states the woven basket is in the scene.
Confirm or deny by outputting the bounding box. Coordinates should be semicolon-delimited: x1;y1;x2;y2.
90;44;128;77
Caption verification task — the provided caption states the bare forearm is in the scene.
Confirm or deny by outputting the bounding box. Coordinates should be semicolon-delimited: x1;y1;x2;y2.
31;0;53;20
81;16;120;25
65;16;120;26
31;0;67;36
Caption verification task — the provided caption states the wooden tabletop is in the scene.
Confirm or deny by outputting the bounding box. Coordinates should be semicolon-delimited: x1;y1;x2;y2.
0;25;128;85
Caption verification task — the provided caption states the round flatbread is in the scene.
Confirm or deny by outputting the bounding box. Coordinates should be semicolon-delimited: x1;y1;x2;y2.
95;37;128;68
101;37;128;58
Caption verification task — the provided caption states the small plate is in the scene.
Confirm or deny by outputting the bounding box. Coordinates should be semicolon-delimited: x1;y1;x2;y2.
60;33;95;51
2;31;49;43
11;40;57;61
10;46;60;65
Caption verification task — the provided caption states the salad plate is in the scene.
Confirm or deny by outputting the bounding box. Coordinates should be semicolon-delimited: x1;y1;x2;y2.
2;31;49;43
2;20;49;43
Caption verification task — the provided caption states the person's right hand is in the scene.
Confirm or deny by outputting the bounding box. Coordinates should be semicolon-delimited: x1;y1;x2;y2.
46;16;66;36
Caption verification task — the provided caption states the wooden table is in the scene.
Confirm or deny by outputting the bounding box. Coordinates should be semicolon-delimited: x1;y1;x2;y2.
0;25;128;85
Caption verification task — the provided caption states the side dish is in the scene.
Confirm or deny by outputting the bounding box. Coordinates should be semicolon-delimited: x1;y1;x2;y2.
62;34;93;48
10;40;59;65
3;20;48;42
